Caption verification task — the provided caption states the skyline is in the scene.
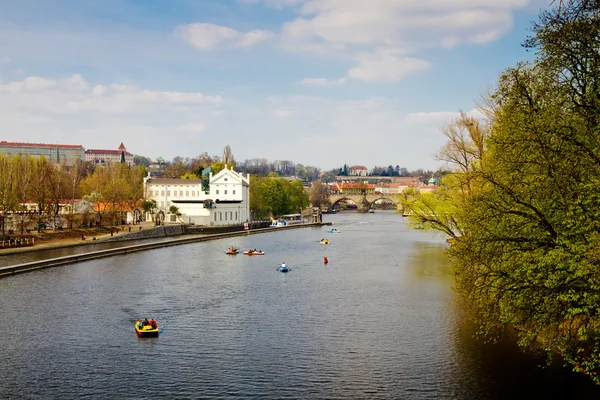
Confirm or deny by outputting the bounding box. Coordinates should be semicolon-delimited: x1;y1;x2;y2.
0;0;547;170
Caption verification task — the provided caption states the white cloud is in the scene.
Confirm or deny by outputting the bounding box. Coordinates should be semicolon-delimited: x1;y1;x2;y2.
240;0;304;8
0;73;224;160
177;123;207;133
300;77;346;86
0;76;57;92
280;0;526;52
348;49;430;83
177;23;273;50
273;107;295;117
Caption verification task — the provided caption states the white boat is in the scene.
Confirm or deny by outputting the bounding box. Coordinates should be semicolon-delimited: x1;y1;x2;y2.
271;214;304;227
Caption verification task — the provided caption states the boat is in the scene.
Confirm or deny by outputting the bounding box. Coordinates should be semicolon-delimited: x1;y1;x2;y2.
244;250;265;256
328;228;341;234
320;239;330;244
368;209;375;213
135;319;159;337
226;248;239;255
278;265;290;273
270;213;304;227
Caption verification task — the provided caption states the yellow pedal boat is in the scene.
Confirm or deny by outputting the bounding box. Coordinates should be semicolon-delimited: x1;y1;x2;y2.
135;320;159;337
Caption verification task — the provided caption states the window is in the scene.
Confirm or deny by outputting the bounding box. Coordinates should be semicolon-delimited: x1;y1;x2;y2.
167;191;171;196
233;190;236;195
219;212;222;221
179;191;183;196
214;212;217;221
225;212;227;221
224;178;228;181
186;191;189;196
216;190;219;194
224;190;227;195
192;191;195;196
161;190;164;196
230;211;232;220
235;211;238;220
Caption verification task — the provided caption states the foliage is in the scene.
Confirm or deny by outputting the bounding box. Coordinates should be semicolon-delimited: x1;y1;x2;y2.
250;176;309;219
169;205;182;222
411;0;600;383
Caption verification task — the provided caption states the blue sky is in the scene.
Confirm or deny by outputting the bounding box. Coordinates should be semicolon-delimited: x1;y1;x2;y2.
0;0;548;170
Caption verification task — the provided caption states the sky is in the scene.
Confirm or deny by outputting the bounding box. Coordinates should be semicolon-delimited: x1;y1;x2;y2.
0;0;549;171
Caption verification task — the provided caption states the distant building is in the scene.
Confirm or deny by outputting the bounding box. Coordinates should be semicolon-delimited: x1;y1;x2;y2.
85;142;133;166
0;141;84;167
144;165;250;226
349;165;368;177
336;181;375;195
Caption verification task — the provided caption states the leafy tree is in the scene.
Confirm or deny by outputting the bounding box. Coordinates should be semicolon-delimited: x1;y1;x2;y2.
169;205;183;223
142;199;157;221
250;176;309;218
412;0;600;383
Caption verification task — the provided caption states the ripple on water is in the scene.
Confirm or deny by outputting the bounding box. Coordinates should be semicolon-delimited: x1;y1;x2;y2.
1;212;600;399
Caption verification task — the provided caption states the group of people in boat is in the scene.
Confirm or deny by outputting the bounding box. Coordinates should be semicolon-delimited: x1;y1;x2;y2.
227;246;238;252
136;318;157;329
246;248;263;254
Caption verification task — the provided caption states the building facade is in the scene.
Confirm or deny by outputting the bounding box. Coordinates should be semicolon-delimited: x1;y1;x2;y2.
85;142;134;165
0;141;84;167
349;165;368;176
144;166;250;226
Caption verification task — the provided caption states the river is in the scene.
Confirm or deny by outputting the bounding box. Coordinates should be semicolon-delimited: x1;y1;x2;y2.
1;211;599;399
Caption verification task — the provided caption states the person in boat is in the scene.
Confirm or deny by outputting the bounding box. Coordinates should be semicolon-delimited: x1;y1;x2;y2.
281;262;287;269
136;319;142;329
142;318;149;327
149;319;157;329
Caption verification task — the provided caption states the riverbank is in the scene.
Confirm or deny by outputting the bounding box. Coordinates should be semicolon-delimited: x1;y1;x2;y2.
0;221;331;278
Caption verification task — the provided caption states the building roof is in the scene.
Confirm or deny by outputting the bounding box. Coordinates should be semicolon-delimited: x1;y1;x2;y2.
146;178;203;185
349;165;368;170
118;142;126;150
85;149;133;156
0;141;84;149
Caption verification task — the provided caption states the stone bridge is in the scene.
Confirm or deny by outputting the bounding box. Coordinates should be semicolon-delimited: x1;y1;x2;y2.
328;193;404;212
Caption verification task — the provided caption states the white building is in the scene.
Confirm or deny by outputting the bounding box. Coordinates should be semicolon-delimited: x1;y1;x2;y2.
143;165;250;226
349;165;368;177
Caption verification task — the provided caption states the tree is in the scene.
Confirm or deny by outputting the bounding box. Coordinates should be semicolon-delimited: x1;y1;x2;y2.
416;1;600;383
142;199;157;221
309;180;329;208
222;145;235;166
169;205;183;223
250;176;310;218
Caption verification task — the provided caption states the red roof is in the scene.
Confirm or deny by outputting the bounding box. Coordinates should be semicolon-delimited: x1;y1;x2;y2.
350;165;368;170
86;149;133;156
118;142;126;150
0;141;84;149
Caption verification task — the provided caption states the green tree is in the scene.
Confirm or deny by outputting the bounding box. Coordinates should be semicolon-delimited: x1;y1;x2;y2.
142;199;157;221
169;205;183;223
417;1;600;383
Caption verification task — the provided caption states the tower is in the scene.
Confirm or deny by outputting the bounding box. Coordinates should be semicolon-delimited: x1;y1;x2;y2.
118;142;126;164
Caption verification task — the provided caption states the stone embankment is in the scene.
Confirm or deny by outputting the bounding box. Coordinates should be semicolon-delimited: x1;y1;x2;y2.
0;221;332;279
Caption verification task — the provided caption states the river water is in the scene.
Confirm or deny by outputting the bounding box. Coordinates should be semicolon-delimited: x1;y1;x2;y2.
1;211;599;399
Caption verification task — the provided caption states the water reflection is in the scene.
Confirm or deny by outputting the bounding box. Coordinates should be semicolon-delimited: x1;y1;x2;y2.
0;211;598;399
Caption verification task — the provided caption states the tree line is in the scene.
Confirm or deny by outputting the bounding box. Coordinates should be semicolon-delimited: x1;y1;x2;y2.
405;0;600;383
0;155;146;233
